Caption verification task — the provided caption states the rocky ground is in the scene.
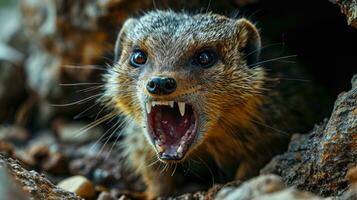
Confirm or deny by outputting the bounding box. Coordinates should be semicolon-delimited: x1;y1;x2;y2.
0;0;356;200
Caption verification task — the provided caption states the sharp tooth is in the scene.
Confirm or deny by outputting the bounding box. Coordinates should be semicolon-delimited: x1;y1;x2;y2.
169;101;174;108
177;145;183;154
178;102;185;116
146;102;151;114
152;101;156;107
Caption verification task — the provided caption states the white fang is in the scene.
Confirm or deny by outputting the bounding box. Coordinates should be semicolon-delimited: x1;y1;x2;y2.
146;102;152;113
178;102;185;116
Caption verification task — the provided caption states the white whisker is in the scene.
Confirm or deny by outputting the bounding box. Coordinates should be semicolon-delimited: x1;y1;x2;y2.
76;85;105;93
74;112;116;138
50;93;101;107
59;83;103;86
105;120;128;160
63;64;107;71
249;55;297;69
73;99;103;119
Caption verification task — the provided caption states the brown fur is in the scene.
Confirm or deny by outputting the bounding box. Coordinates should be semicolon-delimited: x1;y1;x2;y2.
102;10;329;199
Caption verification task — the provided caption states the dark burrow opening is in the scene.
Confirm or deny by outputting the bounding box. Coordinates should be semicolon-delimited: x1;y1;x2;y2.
243;0;356;99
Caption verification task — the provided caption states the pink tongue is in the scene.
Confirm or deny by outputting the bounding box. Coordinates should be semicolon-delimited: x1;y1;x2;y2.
160;106;190;145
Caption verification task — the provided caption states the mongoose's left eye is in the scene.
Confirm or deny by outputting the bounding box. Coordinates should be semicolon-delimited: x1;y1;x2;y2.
192;49;217;68
130;49;147;67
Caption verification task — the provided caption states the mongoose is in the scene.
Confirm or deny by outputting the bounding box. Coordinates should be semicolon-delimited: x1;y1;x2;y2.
103;10;329;199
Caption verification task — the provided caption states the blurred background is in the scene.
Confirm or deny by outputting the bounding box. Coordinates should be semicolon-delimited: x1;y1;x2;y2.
0;0;356;198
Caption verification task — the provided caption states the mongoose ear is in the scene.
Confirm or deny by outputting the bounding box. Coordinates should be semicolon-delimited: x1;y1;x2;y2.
235;19;261;67
114;18;138;63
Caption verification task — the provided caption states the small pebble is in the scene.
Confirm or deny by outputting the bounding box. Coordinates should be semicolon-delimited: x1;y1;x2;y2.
97;192;115;200
0;126;29;143
0;141;15;157
28;144;49;165
118;195;131;200
43;152;69;175
57;175;96;199
346;166;357;184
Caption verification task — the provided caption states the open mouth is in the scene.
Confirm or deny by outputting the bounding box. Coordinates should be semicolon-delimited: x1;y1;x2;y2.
145;101;197;161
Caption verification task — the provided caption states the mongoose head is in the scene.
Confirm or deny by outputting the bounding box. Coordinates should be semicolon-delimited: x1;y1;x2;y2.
105;10;265;162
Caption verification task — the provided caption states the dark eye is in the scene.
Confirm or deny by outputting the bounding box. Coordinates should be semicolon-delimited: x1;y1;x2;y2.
192;49;217;68
130;49;147;67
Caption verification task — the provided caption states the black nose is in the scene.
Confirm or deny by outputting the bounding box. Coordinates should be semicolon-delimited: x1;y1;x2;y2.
146;77;177;95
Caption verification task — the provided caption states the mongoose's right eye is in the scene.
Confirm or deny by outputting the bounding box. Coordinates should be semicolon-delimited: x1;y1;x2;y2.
192;49;217;68
130;49;147;67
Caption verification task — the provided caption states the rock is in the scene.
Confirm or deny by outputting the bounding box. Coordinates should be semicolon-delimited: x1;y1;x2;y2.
261;74;357;197
215;175;324;200
69;145;144;192
0;166;30;200
157;191;206;200
23;143;58;171
42;152;69;175
97;192;115;200
339;191;357;200
204;181;242;200
346;166;357;187
0;141;15;157
0;126;29;144
28;144;50;164
98;190;134;200
12;132;68;173
255;189;324;200
339;166;357;200
118;195;132;200
0;153;83;200
215;175;284;200
19;0;153;113
329;0;357;28
57;175;96;199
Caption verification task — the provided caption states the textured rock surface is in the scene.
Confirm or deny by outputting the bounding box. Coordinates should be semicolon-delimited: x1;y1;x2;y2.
0;153;83;200
0;165;30;200
261;74;357;197
329;0;357;28
215;175;324;200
